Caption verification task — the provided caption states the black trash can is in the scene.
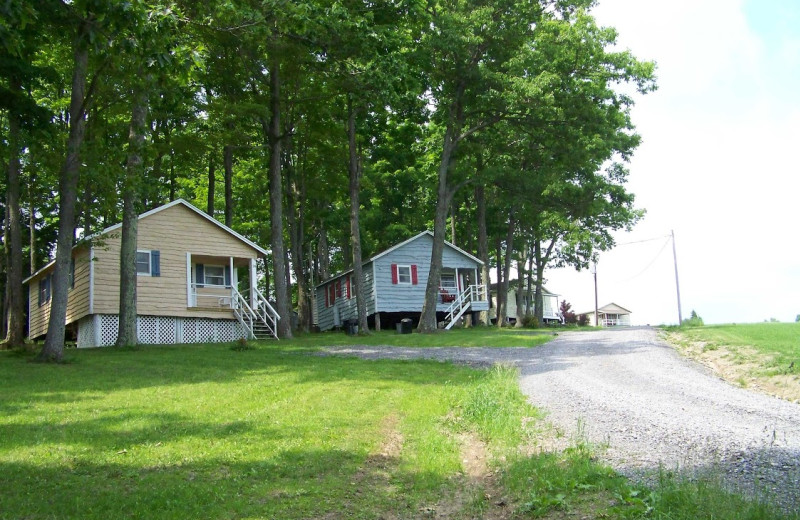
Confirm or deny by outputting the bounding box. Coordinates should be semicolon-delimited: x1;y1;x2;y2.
345;319;358;336
399;318;413;334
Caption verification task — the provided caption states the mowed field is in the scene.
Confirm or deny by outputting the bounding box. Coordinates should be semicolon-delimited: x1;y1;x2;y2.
1;328;795;519
664;322;800;401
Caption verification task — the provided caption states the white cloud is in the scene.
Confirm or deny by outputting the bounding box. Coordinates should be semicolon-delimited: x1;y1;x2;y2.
544;1;800;325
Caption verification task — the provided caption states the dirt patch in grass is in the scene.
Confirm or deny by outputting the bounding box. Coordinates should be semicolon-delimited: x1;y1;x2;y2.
665;332;800;403
419;432;514;519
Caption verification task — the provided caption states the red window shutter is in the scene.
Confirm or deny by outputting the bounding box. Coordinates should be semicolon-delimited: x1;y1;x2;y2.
336;280;342;298
329;284;335;305
391;264;398;284
346;276;351;299
411;264;418;285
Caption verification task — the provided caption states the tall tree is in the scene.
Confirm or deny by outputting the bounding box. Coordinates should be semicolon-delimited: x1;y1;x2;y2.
1;1;51;348
37;8;96;362
417;0;544;332
116;80;148;347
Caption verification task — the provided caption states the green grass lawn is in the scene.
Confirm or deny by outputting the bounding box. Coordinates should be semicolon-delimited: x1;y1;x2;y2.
668;322;800;376
1;338;795;519
285;326;557;349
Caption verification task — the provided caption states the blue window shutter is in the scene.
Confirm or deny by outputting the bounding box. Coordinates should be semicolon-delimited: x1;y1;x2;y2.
38;280;43;307
224;265;231;286
151;250;161;277
70;258;75;289
196;264;204;285
45;275;51;302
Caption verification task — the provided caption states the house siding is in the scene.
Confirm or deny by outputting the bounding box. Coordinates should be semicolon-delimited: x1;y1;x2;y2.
373;233;479;314
493;289;559;321
28;247;92;340
315;264;375;331
92;203;259;319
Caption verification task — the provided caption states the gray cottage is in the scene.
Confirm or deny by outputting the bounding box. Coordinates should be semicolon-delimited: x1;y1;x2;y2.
315;231;489;331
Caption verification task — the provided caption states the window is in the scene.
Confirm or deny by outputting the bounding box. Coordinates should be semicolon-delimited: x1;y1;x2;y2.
38;275;51;307
136;251;151;275
440;273;456;289
204;265;226;286
397;265;411;284
391;263;417;285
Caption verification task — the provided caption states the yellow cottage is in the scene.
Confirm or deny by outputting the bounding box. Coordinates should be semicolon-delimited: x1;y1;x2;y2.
25;199;278;347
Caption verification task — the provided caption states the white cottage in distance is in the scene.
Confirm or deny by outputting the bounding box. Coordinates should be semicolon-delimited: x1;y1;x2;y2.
25;199;279;347
582;303;632;327
490;281;562;324
315;231;489;331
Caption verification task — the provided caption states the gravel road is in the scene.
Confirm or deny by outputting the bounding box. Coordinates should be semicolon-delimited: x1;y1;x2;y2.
321;327;800;510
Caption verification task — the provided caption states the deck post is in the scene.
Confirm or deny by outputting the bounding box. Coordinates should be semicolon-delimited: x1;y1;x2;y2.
249;258;257;308
229;256;235;303
186;253;192;307
375;312;381;331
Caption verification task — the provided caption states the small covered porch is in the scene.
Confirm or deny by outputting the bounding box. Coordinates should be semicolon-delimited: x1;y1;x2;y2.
186;253;279;339
186;254;261;310
437;266;488;310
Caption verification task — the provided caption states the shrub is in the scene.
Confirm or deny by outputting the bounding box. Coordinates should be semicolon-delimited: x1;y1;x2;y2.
521;314;539;328
577;313;589;326
682;310;704;327
559;300;577;324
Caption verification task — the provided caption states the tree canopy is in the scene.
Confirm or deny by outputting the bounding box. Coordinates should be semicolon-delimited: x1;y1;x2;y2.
0;0;656;351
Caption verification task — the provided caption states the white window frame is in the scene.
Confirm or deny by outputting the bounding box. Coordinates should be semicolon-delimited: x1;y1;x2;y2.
204;265;226;287
136;250;152;276
440;273;457;289
397;265;412;285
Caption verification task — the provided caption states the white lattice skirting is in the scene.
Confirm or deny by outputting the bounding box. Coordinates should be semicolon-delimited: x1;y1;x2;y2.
76;314;247;348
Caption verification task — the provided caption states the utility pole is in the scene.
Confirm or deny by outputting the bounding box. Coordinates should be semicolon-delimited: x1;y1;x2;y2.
671;230;683;325
591;261;599;327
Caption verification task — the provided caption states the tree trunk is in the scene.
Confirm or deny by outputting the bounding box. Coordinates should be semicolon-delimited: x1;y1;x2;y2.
419;81;466;332
533;238;556;324
514;256;524;327
495;239;503;326
497;216;515;328
223;144;233;227
285;136;310;333
264;56;292;339
4;89;25;348
29;187;36;275
38;25;90;362
525;243;534;316
450;200;456;245
418;124;459;332
116;81;148;347
347;97;368;333
475;184;490;326
317;225;330;281
207;152;215;216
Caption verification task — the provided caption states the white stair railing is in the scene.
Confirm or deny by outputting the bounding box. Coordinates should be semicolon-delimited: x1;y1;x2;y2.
231;286;280;340
443;284;485;330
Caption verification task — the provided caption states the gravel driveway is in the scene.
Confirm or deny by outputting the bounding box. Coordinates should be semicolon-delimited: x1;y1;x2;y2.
321;327;800;510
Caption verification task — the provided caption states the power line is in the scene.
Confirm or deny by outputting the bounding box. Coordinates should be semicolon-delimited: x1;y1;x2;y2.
612;237;671;283
614;234;671;247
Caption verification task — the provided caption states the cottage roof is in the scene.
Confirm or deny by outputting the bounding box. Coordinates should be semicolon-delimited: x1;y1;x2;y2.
316;230;483;288
582;302;632;315
24;199;268;284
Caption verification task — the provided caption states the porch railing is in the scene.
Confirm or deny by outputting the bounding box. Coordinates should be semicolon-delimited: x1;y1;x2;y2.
233;286;280;340
190;283;236;308
443;284;487;330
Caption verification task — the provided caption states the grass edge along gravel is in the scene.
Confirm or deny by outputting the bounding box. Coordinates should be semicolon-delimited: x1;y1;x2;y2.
459;365;797;519
662;322;800;402
0;341;796;519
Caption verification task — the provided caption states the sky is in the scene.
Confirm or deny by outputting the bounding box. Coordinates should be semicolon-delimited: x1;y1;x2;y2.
542;0;800;325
